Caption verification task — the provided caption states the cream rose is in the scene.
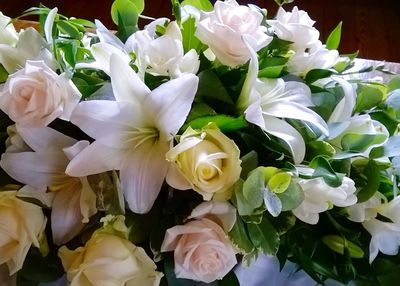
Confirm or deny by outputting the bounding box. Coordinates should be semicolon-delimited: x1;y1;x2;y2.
166;124;241;200
161;202;237;283
0;191;47;275
0;12;18;46
59;215;162;286
0;60;81;127
195;0;271;67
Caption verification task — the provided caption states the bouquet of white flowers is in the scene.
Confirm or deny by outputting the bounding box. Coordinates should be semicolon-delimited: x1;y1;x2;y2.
1;0;400;285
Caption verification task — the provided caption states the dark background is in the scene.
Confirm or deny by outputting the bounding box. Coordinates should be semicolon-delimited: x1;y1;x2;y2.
2;0;400;62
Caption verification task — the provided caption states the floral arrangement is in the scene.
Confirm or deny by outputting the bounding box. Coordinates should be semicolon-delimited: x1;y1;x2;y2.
1;0;400;285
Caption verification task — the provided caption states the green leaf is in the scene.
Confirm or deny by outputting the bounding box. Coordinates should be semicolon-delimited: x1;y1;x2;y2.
228;214;255;254
247;215;280;256
307;140;336;159
269;211;296;235
233;178;261;216
356;160;380;202
181;0;213;11
258;57;288;78
326;21;342;50
305;69;335;84
322;235;364;258
274;0;295;6
181;16;201;53
0;64;8;83
355;83;385;113
268;172;291;194
182;115;248;133
370;109;399;136
240;151;258;179
57;20;82;39
310;156;343;187
387;75;400;93
111;0;139;41
68;18;96;28
171;0;182;24
185;102;216;122
197;70;234;105
341;133;387;153
276;181;304;211
242;167;266;211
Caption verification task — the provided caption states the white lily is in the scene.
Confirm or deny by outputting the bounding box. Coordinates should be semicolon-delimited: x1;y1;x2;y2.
0;126;97;245
237;39;328;164
67;53;199;214
0;12;18;46
348;193;400;263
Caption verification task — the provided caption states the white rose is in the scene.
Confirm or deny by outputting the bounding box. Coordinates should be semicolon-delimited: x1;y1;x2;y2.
127;21;199;78
59;215;162;286
286;41;339;76
195;0;272;67
0;190;47;275
0;12;18;46
293;176;357;224
166;124;242;201
267;6;320;51
161;202;237;283
0;60;80;127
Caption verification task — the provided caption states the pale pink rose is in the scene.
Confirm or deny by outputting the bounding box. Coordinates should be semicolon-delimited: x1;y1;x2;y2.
0;60;80;127
161;202;237;283
195;0;272;67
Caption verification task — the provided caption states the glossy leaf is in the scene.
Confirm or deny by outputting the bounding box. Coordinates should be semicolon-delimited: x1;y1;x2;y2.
326;21;342;50
310;156;343;187
247;215;280;256
356;160;380;203
181;0;213;11
181;17;201;53
355;83;385;113
228;214;255;255
276;181;304;211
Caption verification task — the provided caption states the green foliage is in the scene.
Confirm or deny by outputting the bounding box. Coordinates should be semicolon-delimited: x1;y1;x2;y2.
0;64;8;83
181;17;202;53
181;0;213;11
111;0;143;41
182;115;248;133
355;83;385;113
354;159;381;202
310;156;344;187
326;21;343;50
247;215;280;256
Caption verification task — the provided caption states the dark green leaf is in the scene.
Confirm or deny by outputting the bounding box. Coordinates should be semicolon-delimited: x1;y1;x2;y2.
326;21;342;50
68;18;96;28
247;215;280;255
305;69;335;84
197;70;234;105
0;64;8;83
310;156;343;187
307;140;336;160
356;160;380;202
228;214;255;255
370;109;399;135
111;0;139;41
240;151;258;179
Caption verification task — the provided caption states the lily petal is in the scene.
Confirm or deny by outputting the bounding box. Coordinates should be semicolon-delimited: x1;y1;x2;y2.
328;77;356;123
264;102;328;135
121;140;170;214
91;42;130;75
66;141;122;177
263;115;306;164
17;126;77;152
147;73;198;139
0;151;68;188
44;8;58;44
51;186;84;245
95;20;125;49
110;53;150;103
71;100;135;139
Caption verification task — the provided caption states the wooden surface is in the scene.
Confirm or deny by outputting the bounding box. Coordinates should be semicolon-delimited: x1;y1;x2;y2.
2;0;400;62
